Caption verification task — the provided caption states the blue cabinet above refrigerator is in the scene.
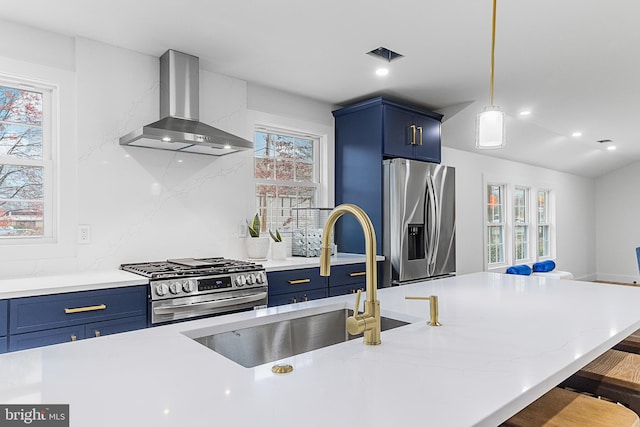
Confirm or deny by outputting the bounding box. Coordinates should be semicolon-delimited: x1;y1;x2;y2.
332;97;444;269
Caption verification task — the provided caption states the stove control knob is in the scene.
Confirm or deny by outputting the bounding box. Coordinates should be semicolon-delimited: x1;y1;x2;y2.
169;282;182;294
183;280;196;293
235;275;247;287
247;273;257;285
255;272;266;284
156;283;169;296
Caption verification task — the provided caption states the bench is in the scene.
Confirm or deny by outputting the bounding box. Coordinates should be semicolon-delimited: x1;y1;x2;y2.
561;349;640;414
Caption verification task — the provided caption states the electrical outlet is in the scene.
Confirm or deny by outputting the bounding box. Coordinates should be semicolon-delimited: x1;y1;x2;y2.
78;225;91;244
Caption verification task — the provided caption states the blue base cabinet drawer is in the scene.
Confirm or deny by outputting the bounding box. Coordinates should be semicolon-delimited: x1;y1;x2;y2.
267;268;326;296
268;288;328;307
9;325;85;352
0;337;6;354
85;316;147;339
10;286;147;335
267;268;328;307
9;316;148;352
328;262;383;293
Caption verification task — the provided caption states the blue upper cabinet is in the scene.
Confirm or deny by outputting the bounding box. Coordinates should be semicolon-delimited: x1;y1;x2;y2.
333;97;442;255
382;104;441;163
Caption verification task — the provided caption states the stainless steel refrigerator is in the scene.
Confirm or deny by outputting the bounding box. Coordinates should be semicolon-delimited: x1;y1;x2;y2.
383;158;456;285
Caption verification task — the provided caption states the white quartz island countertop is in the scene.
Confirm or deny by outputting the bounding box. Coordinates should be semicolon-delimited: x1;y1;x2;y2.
2;272;640;426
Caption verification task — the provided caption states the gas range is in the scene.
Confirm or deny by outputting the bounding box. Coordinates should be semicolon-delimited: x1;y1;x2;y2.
121;257;268;324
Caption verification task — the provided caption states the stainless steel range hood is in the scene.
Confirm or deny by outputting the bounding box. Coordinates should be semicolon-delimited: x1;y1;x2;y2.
119;50;253;156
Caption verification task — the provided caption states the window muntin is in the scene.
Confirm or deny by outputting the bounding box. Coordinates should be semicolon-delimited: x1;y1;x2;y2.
0;83;50;239
254;129;319;233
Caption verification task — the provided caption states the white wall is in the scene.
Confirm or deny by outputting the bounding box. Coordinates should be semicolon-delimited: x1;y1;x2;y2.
441;147;597;280
0;24;334;278
595;161;640;283
0;20;601;281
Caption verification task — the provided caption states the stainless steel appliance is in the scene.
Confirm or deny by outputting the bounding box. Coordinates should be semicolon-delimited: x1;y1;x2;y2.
121;257;268;325
383;158;455;285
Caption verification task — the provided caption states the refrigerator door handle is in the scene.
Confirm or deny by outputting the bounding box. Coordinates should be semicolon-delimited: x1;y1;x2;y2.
425;174;440;276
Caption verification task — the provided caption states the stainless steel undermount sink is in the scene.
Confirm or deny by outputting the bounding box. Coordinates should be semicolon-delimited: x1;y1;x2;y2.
190;308;409;368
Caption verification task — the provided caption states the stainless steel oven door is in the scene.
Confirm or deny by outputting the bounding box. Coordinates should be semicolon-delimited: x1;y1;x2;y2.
151;287;268;324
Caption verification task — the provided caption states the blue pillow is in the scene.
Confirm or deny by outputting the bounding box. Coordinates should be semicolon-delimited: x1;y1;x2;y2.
506;264;532;275
533;260;556;272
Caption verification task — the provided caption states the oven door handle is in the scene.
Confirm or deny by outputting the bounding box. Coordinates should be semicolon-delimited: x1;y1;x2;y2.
153;292;268;314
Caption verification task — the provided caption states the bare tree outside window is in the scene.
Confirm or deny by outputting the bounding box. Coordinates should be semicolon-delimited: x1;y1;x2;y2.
254;129;318;233
0;85;45;237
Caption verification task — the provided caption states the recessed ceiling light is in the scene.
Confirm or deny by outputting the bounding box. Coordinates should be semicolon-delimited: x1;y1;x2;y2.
519;110;531;116
607;145;617;151
571;132;582;137
161;136;172;142
375;68;389;77
223;144;232;149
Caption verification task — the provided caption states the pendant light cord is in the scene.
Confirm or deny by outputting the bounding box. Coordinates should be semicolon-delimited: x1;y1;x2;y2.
490;0;497;106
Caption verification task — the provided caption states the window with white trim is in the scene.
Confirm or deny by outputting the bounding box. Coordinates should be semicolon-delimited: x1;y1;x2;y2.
485;182;554;269
537;189;551;257
0;80;52;240
513;186;529;262
254;127;320;233
487;184;505;264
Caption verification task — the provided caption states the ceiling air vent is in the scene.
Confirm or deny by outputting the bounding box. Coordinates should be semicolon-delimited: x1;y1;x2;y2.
597;139;613;144
367;47;404;62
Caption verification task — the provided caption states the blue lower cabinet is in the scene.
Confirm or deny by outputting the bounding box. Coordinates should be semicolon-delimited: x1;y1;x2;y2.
85;316;147;339
6;285;148;352
0;337;7;354
9;325;85;352
329;284;365;297
267;268;328;307
0;299;7;336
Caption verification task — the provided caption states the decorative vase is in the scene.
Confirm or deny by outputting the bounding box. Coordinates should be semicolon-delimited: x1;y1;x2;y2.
271;241;287;261
246;237;270;260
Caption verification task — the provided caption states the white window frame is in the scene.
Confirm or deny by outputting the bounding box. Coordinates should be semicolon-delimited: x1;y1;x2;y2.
486;183;507;266
253;124;322;233
513;186;531;264
0;76;55;244
483;176;556;271
0;57;77;263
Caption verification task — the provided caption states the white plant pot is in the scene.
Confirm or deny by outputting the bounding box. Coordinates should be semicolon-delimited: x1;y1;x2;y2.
271;241;287;261
246;237;270;260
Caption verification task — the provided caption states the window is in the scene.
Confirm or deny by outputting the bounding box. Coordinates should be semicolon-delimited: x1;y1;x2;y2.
537;189;550;257
487;184;505;264
513;186;529;262
254;127;319;233
0;81;52;240
485;181;554;269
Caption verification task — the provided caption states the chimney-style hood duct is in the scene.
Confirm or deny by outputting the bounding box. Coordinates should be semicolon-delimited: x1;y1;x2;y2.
119;50;253;156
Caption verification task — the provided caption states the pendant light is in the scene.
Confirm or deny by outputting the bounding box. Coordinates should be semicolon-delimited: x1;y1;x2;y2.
476;0;505;149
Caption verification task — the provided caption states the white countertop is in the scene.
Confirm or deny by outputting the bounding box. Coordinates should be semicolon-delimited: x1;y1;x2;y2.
0;253;376;299
2;272;639;426
0;270;148;299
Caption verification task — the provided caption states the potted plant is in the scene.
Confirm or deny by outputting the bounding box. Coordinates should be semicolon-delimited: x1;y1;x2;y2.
269;229;287;260
245;213;269;260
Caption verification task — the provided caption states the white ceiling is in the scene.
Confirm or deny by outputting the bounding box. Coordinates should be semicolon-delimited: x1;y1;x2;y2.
2;0;639;178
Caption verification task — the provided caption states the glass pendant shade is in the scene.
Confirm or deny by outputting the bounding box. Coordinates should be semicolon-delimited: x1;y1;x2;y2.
476;106;505;149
